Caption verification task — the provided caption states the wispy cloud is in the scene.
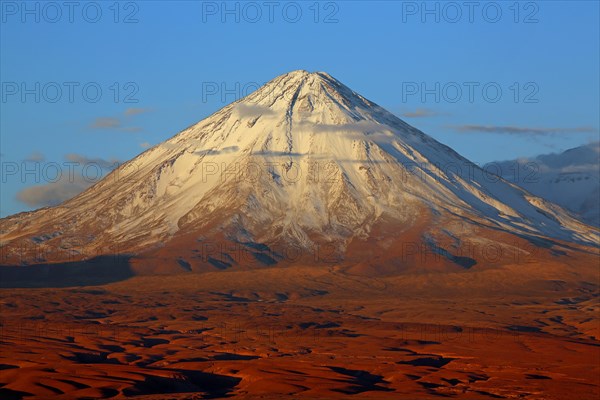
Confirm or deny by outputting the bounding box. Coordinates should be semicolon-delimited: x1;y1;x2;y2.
140;141;152;149
90;117;121;129
233;104;274;118
452;124;597;136
125;107;153;116
194;146;239;156
251;150;304;157
89;107;153;132
16;176;94;208
24;151;45;162
303;120;387;134
64;153;121;170
16;154;121;208
400;108;442;118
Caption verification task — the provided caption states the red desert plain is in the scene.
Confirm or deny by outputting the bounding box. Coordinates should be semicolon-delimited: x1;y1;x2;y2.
0;246;599;399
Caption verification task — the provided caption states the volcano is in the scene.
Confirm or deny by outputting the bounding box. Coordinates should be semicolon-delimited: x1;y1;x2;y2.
1;70;597;272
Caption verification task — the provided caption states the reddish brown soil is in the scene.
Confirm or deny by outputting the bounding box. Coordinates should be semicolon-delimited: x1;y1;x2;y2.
0;254;598;399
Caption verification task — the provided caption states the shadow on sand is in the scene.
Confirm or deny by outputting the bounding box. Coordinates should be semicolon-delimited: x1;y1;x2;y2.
0;255;133;288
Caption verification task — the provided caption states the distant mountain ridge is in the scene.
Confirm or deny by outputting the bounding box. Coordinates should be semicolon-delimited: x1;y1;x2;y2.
494;142;599;227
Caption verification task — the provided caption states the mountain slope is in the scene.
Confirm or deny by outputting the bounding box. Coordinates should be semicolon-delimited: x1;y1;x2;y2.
1;70;597;270
494;142;600;227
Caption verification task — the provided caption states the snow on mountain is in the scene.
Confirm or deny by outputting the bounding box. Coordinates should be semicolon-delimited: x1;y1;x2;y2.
494;142;600;227
0;70;598;268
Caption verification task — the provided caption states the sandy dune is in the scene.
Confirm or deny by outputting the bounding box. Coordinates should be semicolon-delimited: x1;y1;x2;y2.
0;257;598;399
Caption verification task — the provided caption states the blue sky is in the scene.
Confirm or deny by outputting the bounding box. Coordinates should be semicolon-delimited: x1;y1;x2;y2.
1;0;599;217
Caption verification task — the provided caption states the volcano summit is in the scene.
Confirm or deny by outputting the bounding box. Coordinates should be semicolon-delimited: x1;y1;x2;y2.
1;70;597;272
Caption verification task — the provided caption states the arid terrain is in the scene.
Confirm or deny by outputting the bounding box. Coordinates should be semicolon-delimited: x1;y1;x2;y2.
1;72;598;399
1;249;598;399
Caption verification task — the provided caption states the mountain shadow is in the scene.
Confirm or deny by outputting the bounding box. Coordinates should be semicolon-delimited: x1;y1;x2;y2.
0;255;133;288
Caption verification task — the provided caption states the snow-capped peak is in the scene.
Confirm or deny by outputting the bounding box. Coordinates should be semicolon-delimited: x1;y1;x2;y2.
1;71;597;267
